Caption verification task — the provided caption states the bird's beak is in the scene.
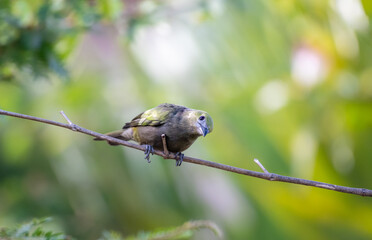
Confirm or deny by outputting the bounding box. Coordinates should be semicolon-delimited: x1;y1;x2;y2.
199;122;210;137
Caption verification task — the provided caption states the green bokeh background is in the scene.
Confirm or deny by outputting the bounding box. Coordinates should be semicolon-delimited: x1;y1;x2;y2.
1;0;372;239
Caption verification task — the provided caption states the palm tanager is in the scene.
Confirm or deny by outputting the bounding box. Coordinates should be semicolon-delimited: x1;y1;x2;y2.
95;103;213;166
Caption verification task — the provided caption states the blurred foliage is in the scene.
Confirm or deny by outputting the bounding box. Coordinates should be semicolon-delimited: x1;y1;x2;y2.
101;220;222;240
0;0;101;80
0;217;68;240
1;0;372;240
0;218;219;240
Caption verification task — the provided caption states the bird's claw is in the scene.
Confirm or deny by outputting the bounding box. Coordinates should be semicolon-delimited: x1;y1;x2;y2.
144;145;154;163
175;152;184;167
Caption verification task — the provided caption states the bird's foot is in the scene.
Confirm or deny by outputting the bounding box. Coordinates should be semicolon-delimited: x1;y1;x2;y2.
175;152;184;167
144;145;154;163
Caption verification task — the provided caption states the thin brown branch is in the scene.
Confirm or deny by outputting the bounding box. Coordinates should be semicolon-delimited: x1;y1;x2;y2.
1;108;372;197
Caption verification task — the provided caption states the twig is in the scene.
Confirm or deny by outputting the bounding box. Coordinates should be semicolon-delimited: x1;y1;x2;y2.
60;110;73;125
59;110;77;131
161;134;170;158
254;158;269;174
1;108;372;197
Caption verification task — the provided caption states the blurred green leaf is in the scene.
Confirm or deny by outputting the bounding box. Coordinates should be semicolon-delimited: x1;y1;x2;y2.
0;217;68;240
119;220;221;240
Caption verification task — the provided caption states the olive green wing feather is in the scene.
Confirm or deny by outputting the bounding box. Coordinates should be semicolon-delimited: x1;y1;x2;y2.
123;103;186;129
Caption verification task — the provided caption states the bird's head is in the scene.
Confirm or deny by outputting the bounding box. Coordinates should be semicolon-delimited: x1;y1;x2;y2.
191;110;214;137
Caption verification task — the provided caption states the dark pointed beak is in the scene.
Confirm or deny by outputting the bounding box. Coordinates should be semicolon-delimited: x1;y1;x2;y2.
199;122;210;137
203;127;209;137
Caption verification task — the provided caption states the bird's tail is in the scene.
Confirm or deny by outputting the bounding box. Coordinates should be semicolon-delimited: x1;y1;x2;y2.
94;129;129;145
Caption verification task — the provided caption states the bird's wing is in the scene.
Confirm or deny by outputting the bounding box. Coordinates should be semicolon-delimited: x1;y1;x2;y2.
123;104;186;128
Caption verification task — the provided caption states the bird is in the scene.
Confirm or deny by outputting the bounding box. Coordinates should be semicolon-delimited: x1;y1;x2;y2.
95;103;213;166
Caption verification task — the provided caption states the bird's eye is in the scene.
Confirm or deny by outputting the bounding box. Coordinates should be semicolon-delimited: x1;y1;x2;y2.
199;116;205;121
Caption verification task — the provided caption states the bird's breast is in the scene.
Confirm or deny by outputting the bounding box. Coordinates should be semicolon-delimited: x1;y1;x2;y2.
135;124;200;153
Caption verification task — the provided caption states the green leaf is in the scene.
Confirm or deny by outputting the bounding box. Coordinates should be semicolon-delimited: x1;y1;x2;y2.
123;220;222;240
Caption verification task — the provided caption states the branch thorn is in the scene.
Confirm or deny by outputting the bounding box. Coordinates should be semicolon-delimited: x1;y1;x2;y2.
254;158;269;174
161;134;170;158
60;110;77;131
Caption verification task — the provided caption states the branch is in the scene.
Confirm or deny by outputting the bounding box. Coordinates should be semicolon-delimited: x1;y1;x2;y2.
1;108;371;197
